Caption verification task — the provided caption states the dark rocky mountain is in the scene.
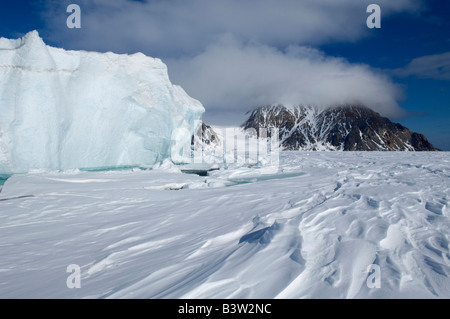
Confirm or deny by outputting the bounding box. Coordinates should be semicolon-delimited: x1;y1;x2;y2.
191;122;220;149
243;104;439;151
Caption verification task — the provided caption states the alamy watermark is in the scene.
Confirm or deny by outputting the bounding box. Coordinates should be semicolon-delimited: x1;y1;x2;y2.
367;4;381;29
66;4;81;29
66;264;81;289
366;264;381;289
171;121;280;171
65;4;380;30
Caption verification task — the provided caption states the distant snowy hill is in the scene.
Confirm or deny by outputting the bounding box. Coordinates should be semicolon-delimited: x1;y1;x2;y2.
0;31;204;174
243;105;438;151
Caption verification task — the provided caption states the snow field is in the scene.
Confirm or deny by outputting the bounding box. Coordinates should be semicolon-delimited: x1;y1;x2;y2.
0;152;449;298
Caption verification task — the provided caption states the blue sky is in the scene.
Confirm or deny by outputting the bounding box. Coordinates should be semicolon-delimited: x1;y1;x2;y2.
320;0;450;150
1;0;449;150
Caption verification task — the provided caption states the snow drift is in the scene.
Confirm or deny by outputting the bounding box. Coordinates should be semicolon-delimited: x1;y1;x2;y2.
0;31;204;174
0;152;449;298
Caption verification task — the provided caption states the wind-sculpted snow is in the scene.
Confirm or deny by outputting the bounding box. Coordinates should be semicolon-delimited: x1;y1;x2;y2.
0;31;204;174
0;152;449;298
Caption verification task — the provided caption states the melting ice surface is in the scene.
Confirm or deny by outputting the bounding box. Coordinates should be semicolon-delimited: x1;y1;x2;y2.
0;152;449;298
0;31;204;174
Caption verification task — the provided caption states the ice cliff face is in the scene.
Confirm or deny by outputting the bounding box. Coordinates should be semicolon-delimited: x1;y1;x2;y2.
0;31;204;174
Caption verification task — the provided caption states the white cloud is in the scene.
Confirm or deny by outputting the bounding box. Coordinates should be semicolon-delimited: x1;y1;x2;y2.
42;0;422;56
167;37;405;123
393;52;450;80
39;0;421;123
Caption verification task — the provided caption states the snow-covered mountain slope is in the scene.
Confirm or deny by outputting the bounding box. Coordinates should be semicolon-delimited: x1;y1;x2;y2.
243;105;438;151
0;31;204;174
0;152;449;298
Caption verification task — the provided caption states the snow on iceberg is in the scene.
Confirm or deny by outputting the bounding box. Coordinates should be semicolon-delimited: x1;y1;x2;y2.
0;31;204;174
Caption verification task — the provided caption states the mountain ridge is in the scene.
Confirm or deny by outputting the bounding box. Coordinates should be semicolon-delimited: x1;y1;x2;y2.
242;104;439;151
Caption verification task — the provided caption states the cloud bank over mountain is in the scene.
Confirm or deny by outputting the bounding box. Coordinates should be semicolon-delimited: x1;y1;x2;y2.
40;0;424;123
167;38;406;121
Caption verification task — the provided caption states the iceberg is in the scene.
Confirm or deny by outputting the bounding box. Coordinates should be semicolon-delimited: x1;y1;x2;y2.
0;31;204;174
